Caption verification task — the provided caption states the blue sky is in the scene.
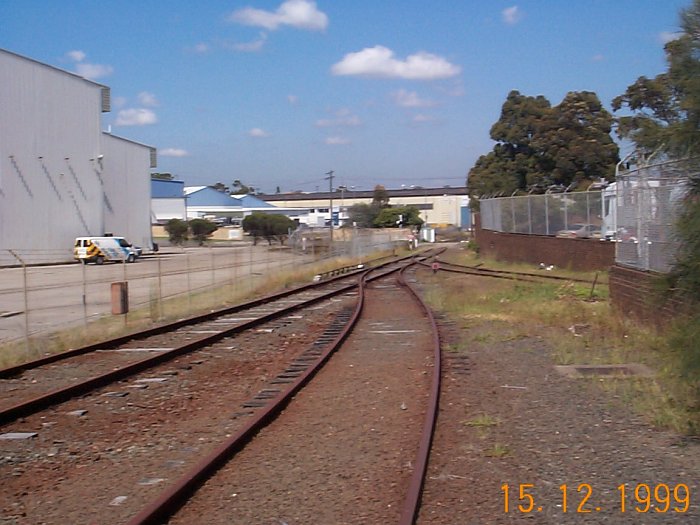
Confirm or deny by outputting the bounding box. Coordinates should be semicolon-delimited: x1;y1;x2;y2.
0;1;689;193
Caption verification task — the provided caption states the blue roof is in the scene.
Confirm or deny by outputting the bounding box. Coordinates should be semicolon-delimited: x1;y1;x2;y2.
234;194;276;208
151;179;184;198
185;187;243;207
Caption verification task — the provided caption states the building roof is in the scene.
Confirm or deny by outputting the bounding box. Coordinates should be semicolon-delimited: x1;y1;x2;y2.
0;47;110;89
258;186;469;202
184;186;243;208
151;179;185;199
231;194;276;208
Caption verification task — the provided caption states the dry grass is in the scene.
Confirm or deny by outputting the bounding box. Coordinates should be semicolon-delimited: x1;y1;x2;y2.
425;250;698;435
0;253;374;370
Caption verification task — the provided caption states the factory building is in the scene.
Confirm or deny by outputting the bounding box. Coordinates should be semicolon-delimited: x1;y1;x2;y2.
0;48;155;266
260;186;471;229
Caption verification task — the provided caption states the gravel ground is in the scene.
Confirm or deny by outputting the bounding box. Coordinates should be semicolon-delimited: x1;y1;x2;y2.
169;276;434;525
0;296;354;525
3;251;699;524
417;266;700;524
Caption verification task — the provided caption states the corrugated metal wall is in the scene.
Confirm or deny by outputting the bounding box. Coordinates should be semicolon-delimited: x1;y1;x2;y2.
102;134;154;251
0;49;154;265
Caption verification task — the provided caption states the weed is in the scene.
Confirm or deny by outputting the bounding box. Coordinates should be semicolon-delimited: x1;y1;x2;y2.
485;443;511;458
465;414;500;428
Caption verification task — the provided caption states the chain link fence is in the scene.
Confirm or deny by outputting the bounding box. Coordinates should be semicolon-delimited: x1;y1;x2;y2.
614;159;692;273
480;190;606;237
478;158;695;273
0;229;414;355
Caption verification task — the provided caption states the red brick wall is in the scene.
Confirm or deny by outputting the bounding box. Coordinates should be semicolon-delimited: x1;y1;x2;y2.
608;265;684;325
472;215;681;324
474;217;615;272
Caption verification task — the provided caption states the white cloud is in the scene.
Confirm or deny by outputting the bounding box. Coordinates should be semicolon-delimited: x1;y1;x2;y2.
325;136;351;145
159;148;189;157
331;46;460;80
249;127;270;137
232;33;268;52
66;50;86;62
229;0;328;31
392;89;436;108
502;6;522;26
75;62;114;80
115;108;158;126
65;50;113;80
412;114;436;123
112;96;127;109
591;54;605;62
316;109;361;127
288;94;299;105
659;31;680;44
138;91;159;107
193;42;210;54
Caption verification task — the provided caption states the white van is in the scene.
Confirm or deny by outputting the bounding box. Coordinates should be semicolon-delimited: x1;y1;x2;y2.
74;236;142;264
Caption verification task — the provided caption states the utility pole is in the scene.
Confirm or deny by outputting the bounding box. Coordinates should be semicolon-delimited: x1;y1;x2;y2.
325;170;334;243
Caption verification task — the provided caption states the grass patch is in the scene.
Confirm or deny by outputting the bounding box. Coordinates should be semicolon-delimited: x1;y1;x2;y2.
465;414;500;428
485;443;511;458
425;254;699;436
0;252;381;370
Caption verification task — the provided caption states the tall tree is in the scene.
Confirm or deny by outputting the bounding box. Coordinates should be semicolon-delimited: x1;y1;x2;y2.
612;0;700;158
468;90;618;197
533;91;618;187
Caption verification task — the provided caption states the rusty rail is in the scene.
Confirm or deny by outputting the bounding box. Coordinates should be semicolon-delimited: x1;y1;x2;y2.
396;262;442;525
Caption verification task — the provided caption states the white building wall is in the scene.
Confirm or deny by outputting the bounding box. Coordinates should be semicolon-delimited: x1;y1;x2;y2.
0;49;105;264
151;198;187;222
101;134;154;251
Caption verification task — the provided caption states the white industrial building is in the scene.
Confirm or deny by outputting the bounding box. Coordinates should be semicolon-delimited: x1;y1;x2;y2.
0;48;155;265
260;187;471;229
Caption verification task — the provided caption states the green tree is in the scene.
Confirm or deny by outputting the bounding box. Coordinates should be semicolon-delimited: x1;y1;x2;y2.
347;202;378;228
242;212;296;245
373;205;424;228
371;184;390;208
533;91;618;187
468;90;619;197
164;218;188;245
188;218;218;246
231;179;254;195
612;1;700;158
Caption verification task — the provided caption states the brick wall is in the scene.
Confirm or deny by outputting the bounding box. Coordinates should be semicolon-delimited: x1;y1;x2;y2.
608;265;685;325
472;215;682;325
474;219;615;271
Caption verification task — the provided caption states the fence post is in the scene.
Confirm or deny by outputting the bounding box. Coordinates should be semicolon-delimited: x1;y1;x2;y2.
8;250;30;357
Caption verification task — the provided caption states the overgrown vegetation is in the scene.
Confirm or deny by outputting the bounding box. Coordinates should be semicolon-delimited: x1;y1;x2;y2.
426;248;698;435
613;0;700;420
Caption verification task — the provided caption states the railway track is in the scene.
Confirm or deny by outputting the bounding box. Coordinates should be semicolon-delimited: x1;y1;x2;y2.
0;252;442;524
0;252;439;425
429;258;602;285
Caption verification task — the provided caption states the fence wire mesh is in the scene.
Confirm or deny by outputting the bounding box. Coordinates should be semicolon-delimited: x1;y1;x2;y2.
0;229;413;354
614;159;692;273
480;190;607;237
479;159;695;273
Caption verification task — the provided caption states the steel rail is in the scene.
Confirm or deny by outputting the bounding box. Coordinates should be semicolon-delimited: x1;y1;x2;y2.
0;249;438;380
0;265;367;379
0;258;423;426
434;259;598;284
124;265;399;525
396;262;442;525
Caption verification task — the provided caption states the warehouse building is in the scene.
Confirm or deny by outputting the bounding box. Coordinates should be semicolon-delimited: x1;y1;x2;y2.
259;186;471;229
0;48;155;265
